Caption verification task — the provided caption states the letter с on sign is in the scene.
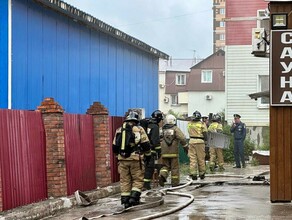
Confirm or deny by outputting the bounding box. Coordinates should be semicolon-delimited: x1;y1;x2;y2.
271;30;292;106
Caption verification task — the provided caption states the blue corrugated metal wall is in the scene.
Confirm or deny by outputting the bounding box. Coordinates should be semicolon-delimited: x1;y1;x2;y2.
11;0;158;116
0;1;8;108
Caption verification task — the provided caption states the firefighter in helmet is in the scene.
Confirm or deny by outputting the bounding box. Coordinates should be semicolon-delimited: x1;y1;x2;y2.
187;110;208;180
143;110;163;190
208;114;225;172
112;111;151;209
159;114;187;187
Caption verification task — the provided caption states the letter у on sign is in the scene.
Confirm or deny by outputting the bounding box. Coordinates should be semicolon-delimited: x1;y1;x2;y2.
271;30;292;106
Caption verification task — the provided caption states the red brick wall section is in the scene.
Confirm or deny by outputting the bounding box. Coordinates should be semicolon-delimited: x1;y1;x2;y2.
87;102;111;187
37;98;67;197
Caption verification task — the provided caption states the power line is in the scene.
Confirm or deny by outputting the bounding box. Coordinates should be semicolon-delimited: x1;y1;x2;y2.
116;9;212;27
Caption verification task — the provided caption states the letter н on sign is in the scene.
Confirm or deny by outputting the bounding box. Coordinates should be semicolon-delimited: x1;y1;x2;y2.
271;30;292;106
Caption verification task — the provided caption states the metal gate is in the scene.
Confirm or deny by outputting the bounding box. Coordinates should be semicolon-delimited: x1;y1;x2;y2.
0;110;47;210
64;113;96;195
109;116;124;183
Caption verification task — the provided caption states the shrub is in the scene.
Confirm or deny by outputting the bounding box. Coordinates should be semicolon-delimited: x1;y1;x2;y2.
222;124;256;163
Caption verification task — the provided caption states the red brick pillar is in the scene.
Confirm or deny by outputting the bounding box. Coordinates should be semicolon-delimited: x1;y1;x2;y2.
87;102;111;187
37;98;67;197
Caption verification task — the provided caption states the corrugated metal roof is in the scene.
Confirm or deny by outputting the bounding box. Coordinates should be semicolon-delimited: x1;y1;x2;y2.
34;0;169;59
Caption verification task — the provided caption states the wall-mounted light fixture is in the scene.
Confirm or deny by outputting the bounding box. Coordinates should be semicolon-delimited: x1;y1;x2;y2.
271;13;288;30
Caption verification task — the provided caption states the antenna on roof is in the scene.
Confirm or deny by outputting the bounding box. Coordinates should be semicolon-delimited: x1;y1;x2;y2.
193;50;197;65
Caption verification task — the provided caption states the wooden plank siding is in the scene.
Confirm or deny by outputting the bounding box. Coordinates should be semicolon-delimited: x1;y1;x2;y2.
269;1;292;202
270;107;292;201
225;46;269;126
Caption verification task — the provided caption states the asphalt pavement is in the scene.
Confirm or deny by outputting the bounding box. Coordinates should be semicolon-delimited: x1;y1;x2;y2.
1;164;292;220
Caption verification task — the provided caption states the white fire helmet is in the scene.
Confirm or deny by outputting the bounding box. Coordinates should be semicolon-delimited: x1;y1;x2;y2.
165;114;176;125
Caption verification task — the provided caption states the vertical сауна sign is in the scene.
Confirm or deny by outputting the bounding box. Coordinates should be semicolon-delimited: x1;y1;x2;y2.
271;30;292;106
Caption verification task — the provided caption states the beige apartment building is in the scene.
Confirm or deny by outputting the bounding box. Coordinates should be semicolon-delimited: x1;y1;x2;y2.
213;0;226;53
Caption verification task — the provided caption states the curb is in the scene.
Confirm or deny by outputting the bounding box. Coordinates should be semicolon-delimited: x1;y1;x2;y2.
0;184;121;220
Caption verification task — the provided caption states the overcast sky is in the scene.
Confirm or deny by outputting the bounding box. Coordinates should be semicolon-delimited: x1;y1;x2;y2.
64;0;213;59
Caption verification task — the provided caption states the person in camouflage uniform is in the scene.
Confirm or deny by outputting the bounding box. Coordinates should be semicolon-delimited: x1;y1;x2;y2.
159;114;187;187
112;111;151;209
187;111;208;180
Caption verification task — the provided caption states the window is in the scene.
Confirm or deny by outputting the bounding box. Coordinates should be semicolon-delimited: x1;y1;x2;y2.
258;75;269;108
219;21;225;27
219;34;225;40
176;74;186;85
171;94;178;105
219;8;225;15
201;70;213;83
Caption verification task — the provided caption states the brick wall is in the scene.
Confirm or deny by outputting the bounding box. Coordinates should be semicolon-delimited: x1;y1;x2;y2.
36;98;112;197
38;98;67;197
87;102;112;187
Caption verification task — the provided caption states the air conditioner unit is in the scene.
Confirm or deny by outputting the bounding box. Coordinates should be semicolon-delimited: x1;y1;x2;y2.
206;95;212;100
163;97;169;103
251;28;267;56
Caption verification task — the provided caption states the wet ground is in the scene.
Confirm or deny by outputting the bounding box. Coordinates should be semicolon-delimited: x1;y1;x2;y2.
44;164;292;220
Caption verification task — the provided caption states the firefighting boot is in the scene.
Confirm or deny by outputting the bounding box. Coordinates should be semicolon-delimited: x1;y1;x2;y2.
199;173;205;180
129;191;141;206
189;174;197;180
121;196;131;209
143;181;151;190
219;165;225;172
158;175;166;187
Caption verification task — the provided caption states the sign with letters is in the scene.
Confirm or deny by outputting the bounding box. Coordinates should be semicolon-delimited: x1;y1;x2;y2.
271;30;292;106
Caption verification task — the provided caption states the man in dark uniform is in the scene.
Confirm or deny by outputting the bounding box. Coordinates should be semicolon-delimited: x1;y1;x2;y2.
143;110;163;190
230;114;246;168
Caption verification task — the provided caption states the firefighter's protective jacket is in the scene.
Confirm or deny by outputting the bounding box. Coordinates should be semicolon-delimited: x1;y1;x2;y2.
161;125;187;158
113;125;151;160
208;122;223;133
187;121;208;144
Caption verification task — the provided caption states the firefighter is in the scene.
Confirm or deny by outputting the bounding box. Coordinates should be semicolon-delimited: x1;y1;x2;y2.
187;111;208;180
208;114;225;172
159;114;187;187
143;110;163;190
112;111;151;209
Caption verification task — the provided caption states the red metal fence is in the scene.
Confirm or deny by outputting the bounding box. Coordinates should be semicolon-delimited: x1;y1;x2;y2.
0;108;124;211
0;110;47;210
64;113;96;195
109;116;124;183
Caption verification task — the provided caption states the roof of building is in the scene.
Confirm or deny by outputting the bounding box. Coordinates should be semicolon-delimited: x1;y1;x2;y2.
190;49;225;69
35;0;169;60
249;90;270;100
159;58;203;72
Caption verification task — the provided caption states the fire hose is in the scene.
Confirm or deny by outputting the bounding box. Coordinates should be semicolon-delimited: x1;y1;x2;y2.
80;177;196;220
